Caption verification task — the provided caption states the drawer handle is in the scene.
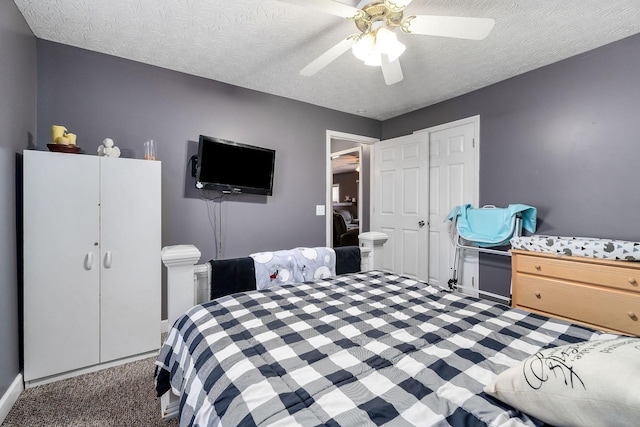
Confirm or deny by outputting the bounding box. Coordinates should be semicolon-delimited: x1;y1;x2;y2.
534;265;542;271
534;292;541;299
629;278;638;286
629;312;638;321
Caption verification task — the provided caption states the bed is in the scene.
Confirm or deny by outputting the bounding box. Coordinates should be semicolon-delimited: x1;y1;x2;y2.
156;235;640;427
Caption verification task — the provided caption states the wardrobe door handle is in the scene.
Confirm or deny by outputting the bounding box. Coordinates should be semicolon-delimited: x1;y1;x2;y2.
629;312;638;321
534;292;541;299
84;253;94;270
104;251;112;269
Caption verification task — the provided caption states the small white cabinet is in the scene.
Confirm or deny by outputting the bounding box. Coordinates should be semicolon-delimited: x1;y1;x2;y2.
23;150;161;384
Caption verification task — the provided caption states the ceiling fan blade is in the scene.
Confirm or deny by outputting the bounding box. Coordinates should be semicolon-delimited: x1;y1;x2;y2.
381;54;403;85
278;0;361;19
300;36;357;76
402;15;495;40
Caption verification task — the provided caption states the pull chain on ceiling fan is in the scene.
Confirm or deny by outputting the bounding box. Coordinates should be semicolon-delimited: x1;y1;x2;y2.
279;0;495;85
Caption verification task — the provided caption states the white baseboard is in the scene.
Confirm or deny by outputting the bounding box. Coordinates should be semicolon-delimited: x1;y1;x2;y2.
0;373;23;425
161;319;168;334
25;350;158;389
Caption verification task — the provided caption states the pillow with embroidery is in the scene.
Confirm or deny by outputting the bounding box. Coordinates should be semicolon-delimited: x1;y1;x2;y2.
484;337;640;427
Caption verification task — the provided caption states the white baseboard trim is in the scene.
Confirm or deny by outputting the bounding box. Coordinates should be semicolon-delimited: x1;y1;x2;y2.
25;350;158;389
0;373;24;425
161;319;168;334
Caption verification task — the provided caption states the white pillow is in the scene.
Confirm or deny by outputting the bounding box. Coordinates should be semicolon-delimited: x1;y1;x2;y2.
484;337;640;427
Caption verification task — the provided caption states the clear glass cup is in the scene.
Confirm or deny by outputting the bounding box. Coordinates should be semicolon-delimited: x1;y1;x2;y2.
144;139;156;160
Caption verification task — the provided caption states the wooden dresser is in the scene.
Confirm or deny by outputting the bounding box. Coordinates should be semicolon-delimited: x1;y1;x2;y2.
511;250;640;336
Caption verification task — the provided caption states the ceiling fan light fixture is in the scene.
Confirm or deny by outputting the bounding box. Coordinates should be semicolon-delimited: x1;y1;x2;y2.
383;0;413;13
375;27;406;61
352;32;376;62
375;27;396;49
290;0;494;85
386;41;406;62
352;28;405;66
364;54;382;67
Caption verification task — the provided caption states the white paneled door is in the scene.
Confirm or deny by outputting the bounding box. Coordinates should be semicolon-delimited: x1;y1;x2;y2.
427;118;478;293
372;133;429;280
371;118;478;290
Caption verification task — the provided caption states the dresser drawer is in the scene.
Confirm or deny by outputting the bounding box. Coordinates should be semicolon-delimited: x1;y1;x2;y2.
516;254;640;293
514;275;640;336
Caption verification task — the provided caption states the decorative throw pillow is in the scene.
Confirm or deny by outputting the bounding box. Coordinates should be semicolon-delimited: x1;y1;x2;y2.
484;337;640;427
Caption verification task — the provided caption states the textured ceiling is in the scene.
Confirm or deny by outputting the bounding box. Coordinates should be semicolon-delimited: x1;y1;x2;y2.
14;0;640;120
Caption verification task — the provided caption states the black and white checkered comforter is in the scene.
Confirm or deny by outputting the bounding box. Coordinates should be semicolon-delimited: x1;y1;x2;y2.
155;271;606;427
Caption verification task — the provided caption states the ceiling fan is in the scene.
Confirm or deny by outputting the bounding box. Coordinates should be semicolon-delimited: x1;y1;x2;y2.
280;0;495;85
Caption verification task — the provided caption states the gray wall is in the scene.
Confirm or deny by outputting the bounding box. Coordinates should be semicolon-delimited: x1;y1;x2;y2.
0;0;36;400
36;40;381;318
382;33;640;297
333;172;359;210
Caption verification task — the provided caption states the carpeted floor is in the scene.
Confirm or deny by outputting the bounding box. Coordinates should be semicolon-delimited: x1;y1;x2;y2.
3;356;179;427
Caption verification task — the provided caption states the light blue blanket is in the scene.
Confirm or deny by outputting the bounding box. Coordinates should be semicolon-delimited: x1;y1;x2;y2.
447;204;537;247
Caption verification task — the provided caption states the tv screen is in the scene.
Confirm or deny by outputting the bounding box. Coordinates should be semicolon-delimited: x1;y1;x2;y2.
195;135;275;195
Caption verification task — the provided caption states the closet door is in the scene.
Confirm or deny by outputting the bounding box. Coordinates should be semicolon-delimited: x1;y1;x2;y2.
99;157;161;362
23;151;101;381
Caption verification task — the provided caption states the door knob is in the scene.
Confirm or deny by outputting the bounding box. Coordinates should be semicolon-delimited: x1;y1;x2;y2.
418;220;426;228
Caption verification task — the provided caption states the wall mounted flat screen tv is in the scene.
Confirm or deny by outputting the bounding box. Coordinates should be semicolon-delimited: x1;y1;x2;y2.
195;135;275;196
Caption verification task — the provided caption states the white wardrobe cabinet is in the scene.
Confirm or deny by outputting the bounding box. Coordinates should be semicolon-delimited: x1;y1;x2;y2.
23;150;161;385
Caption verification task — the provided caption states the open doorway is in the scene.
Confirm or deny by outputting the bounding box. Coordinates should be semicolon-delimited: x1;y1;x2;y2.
325;131;378;247
332;148;361;248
